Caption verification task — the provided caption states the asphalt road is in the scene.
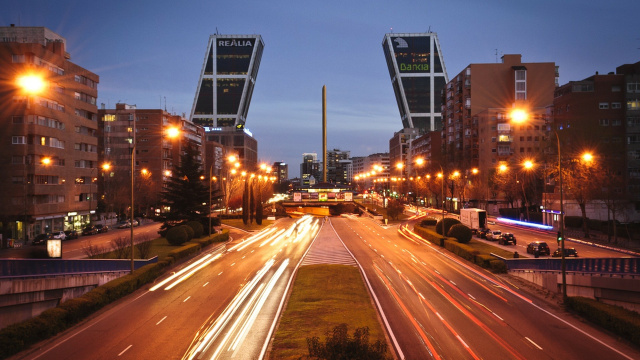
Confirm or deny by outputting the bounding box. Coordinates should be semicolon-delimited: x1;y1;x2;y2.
14;217;319;360
331;215;640;360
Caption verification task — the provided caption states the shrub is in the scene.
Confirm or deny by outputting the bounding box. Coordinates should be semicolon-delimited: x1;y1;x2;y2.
420;218;438;226
135;234;153;259
447;224;472;243
180;225;195;240
185;221;204;238
435;217;461;235
565;216;583;228
565;297;640;347
110;236;131;259
166;226;189;246
306;323;390;360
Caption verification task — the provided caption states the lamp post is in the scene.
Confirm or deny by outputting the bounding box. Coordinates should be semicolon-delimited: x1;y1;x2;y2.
511;109;567;301
437;166;445;236
129;120;179;273
17;73;46;243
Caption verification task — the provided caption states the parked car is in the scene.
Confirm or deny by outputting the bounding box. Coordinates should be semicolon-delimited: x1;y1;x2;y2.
117;220;139;229
527;241;551;256
477;228;491;239
82;225;98;236
50;231;66;241
32;233;50;245
498;232;516;245
64;229;79;240
95;224;109;233
552;248;579;257
485;230;502;241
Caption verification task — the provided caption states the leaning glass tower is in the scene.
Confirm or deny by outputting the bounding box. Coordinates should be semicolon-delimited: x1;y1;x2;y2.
382;33;448;132
190;34;264;130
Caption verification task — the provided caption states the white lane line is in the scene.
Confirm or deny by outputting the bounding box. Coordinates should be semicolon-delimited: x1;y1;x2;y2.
450;280;457;286
468;293;476;300
118;345;132;356
231;263;236;266
203;282;209;287
492;312;504;321
183;296;191;302
156;316;167;325
526;337;543;350
218;272;223;276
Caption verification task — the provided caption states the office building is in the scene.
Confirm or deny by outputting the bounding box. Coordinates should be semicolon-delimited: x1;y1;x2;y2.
0;26;99;241
382;32;449;132
300;153;320;187
272;161;288;183
190;34;263;171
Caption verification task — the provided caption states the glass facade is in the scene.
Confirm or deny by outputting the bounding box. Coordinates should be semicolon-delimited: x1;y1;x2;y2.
382;33;448;132
190;35;263;129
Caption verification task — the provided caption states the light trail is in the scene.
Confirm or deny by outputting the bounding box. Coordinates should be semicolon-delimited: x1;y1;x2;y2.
149;254;214;292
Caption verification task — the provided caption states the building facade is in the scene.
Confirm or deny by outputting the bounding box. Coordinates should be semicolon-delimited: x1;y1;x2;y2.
326;149;351;185
190;34;263;172
300;153;320;187
98;104;204;217
382;32;448;132
616;62;640;204
441;54;558;176
0;26;99;241
272;161;288;183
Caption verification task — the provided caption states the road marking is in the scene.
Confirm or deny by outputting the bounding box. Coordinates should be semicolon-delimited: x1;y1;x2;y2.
526;337;543;350
156;316;167;325
218;272;223;276
183;296;191;302
468;293;476;300
203;282;209;287
493;312;504;321
231;263;235;266
118;345;132;356
450;280;457;286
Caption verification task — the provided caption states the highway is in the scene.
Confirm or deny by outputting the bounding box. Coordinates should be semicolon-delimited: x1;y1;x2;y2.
16;217;319;360
331;215;640;360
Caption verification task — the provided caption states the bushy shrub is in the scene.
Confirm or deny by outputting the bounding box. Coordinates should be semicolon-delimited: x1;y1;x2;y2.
306;323;390;360
166;226;189;246
181;225;194;240
435;217;461;235
447;224;472;243
186;221;204;238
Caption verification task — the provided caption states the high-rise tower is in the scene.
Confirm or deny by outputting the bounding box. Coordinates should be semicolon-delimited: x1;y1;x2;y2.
382;33;448;132
190;34;264;170
190;34;264;129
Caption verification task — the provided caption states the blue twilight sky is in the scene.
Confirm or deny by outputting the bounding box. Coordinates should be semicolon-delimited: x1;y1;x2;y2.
5;0;640;177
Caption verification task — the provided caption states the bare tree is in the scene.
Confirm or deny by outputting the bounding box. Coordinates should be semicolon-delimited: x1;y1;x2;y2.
134;234;153;259
111;235;131;259
82;239;106;258
561;157;603;238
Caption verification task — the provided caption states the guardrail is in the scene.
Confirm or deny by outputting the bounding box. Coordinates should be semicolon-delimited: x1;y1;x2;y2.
503;257;640;274
0;257;158;278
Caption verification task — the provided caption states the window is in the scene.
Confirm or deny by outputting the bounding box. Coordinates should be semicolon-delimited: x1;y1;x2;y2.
12;116;23;124
612;102;622;109
12;54;25;63
497;123;510;131
627;83;640;93
491;137;496;142
599;103;609;109
599;119;610;126
628;100;640;110
515;69;526;100
612;119;622;126
612;85;621;92
12;136;26;144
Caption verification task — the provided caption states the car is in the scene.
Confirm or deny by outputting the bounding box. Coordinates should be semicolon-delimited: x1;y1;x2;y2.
82;225;98;236
498;232;516;245
95;224;109;233
32;233;50;245
485;230;502;241
50;231;66;241
117;220;139;229
552;248;579;257
64;229;79;240
527;241;551;256
477;228;491;239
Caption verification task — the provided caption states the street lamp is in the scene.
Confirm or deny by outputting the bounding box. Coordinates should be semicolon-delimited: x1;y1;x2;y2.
129;122;180;273
512;108;567;301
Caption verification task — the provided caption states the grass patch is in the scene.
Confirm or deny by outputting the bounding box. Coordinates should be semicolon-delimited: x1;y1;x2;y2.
465;238;526;258
270;265;391;360
221;219;273;231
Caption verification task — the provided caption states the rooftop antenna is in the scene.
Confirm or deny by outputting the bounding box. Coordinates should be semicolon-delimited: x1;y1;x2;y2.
428;26;431;33
390;27;393;33
215;27;219;35
164;96;167;112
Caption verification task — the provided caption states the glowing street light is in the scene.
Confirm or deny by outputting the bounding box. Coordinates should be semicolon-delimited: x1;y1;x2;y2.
17;74;46;94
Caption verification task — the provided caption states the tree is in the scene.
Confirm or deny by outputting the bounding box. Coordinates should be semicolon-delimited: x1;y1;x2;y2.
159;144;208;222
242;178;249;225
386;199;404;220
561;156;603;238
249;179;255;224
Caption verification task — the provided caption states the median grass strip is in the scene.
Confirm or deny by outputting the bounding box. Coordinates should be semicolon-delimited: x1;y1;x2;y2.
270;264;391;359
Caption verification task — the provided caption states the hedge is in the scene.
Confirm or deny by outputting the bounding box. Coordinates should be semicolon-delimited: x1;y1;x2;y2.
414;224;506;274
0;230;229;359
565;296;640;347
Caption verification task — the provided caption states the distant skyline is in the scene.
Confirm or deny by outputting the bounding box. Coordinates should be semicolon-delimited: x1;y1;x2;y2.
5;0;640;177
